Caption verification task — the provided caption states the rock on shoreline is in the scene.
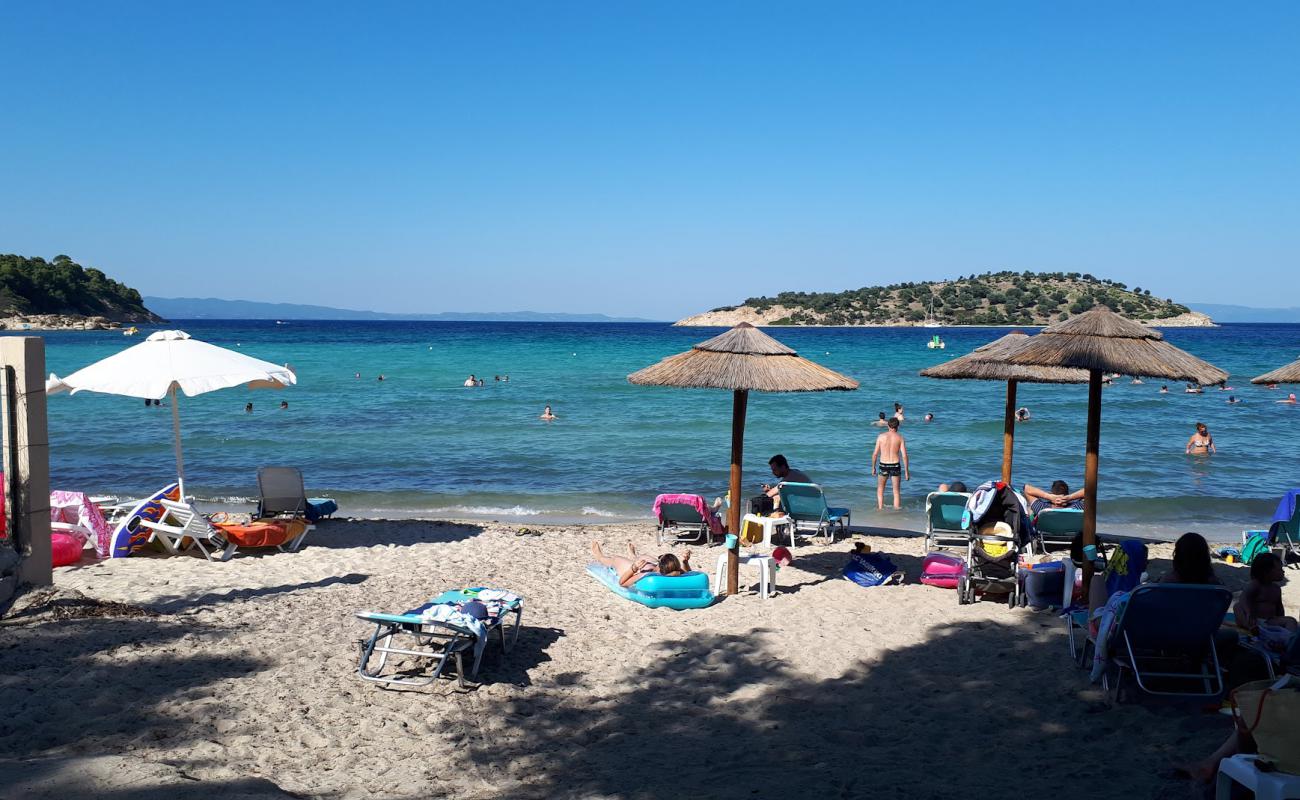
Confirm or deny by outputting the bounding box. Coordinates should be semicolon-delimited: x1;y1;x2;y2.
0;314;127;331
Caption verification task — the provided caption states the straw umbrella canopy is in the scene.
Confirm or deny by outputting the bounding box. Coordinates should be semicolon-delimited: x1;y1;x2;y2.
1252;357;1300;385
628;323;858;594
999;307;1228;582
920;332;1089;484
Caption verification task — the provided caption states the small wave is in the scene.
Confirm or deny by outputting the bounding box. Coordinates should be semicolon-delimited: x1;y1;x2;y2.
197;495;258;504
580;506;622;517
437;505;543;517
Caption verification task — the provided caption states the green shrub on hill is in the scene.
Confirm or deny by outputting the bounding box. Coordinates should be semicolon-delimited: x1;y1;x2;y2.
0;254;158;320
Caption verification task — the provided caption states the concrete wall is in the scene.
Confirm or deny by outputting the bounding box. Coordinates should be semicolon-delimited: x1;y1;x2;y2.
0;336;51;607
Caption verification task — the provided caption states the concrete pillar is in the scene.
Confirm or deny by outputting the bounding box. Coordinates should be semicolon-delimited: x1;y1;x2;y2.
1;336;51;590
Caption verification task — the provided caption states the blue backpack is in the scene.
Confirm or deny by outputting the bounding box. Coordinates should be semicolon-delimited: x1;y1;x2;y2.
844;551;900;588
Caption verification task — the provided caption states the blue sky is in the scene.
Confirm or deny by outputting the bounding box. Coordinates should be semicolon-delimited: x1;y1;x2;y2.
2;2;1296;319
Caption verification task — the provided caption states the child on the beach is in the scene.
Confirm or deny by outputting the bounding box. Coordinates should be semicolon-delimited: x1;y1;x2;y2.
1234;552;1296;634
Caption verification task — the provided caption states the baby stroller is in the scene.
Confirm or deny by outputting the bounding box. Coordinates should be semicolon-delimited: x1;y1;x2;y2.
957;482;1033;607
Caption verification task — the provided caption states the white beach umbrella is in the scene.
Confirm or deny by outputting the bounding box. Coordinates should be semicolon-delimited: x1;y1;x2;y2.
46;330;296;499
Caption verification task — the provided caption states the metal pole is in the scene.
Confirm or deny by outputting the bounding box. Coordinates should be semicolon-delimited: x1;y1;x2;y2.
170;385;186;500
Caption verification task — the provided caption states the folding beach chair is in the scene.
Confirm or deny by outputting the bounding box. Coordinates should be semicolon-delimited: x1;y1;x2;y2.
1099;584;1232;702
654;495;713;546
255;467;324;551
778;482;851;544
923;491;971;551
138;498;235;562
356;589;523;689
1242;496;1300;570
1034;507;1083;552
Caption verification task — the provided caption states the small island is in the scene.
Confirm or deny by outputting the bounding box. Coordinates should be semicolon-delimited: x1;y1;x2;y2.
0;254;163;331
677;271;1214;327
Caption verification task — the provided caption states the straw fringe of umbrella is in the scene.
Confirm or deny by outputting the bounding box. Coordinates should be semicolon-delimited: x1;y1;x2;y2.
629;324;858;392
1252;357;1300;385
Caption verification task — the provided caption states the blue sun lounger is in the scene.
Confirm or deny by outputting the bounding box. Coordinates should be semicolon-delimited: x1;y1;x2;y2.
356;589;522;689
779;482;851;544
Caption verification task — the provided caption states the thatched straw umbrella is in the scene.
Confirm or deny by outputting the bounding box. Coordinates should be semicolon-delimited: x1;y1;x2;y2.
628;323;858;594
1252;356;1300;385
1001;307;1228;583
920;332;1088;484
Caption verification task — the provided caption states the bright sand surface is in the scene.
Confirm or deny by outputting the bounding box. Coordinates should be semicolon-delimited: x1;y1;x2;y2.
2;519;1295;800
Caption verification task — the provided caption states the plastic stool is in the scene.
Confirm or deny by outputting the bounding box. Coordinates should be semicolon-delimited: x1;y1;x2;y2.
1216;755;1300;800
713;553;777;598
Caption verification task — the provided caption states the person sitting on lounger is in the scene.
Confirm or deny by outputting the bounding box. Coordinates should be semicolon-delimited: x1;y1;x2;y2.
762;454;811;499
1023;480;1084;514
1234;553;1297;633
591;541;691;588
937;481;968;493
1159;532;1219;585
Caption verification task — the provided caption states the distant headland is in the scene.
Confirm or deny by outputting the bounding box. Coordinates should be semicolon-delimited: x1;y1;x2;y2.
0;254;163;331
143;296;655;323
676;271;1214;328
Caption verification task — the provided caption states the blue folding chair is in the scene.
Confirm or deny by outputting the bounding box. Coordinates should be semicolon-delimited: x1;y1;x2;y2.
1100;583;1231;702
924;491;971;551
1034;507;1083;552
778;482;851;545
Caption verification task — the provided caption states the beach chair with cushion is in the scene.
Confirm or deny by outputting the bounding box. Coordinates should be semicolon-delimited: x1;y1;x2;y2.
653;494;719;546
254;466;329;551
924;491;971;551
1034;507;1083;552
138;498;235;561
1097;583;1232;702
1242;493;1300;570
356;588;523;689
778;482;851;544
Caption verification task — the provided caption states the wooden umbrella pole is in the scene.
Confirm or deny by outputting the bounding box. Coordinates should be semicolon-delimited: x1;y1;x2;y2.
727;389;748;596
1001;379;1017;485
1081;370;1103;588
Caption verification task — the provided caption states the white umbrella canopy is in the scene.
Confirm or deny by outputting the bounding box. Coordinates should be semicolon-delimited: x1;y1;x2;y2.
46;330;296;499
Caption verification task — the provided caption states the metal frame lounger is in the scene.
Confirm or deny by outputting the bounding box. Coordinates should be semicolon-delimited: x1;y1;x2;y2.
923;491;971;551
778;482;851;544
356;592;523;689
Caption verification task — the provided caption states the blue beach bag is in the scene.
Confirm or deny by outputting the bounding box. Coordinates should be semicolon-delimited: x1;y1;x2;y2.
844;551;900;588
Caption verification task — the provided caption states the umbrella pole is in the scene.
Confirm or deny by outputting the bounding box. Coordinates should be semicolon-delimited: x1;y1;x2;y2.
1081;370;1102;588
170;385;186;501
727;389;747;596
1001;379;1017;484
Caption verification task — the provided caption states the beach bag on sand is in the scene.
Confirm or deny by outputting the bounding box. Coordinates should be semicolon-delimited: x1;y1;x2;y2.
919;551;963;589
1242;532;1271;566
1232;675;1300;773
844;551;901;588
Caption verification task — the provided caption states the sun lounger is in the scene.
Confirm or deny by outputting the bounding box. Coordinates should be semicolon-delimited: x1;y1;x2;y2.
356;589;523;689
923;491;971;551
653;493;723;546
254;466;327;550
778;482;851;544
1034;507;1083;552
1242;492;1300;569
1095;583;1231;702
138;498;235;561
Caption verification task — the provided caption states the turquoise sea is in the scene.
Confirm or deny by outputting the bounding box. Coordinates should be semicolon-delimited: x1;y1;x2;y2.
32;321;1300;541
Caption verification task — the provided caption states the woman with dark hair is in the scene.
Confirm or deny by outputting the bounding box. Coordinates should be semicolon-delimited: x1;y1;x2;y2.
591;541;691;588
1160;532;1219;584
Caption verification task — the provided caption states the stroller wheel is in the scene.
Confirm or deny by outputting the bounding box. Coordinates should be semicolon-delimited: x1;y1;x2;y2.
956;577;968;605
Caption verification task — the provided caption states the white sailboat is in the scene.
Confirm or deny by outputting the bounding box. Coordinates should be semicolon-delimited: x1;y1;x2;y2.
923;299;942;328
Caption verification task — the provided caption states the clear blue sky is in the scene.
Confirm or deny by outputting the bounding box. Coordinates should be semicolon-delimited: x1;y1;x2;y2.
2;2;1296;320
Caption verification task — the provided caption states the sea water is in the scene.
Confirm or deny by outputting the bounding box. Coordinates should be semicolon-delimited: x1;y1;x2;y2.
32;321;1300;541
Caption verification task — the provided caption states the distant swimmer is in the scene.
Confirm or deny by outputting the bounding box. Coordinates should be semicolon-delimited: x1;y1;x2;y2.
1279;393;1298;405
354;372;361;379
1186;422;1215;455
872;411;889;427
1185;383;1203;394
464;374;476;387
1160;385;1168;394
1226;395;1241;405
377;374;385;382
924;413;934;423
1016;407;1031;422
1130;377;1143;385
540;405;557;421
280;400;289;410
476;378;485;387
1266;383;1278;390
1218;384;1234;391
245;402;253;414
494;375;501;382
143;398;151;408
893;402;905;423
503;375;510;382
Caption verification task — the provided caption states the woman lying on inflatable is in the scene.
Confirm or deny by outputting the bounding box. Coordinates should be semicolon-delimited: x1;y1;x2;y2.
591;541;692;586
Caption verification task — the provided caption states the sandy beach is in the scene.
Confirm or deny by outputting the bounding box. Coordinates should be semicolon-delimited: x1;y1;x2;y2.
2;518;1290;800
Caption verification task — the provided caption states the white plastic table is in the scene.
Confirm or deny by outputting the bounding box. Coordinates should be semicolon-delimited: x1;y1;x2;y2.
1216;754;1300;800
742;513;793;550
714;553;778;599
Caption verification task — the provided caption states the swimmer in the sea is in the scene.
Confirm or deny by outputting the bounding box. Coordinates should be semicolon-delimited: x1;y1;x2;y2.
1185;422;1215;455
1280;393;1298;405
540;405;557;421
1016;407;1030;422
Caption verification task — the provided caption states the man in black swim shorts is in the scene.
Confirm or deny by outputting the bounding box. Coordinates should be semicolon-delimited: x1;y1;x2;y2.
871;418;910;510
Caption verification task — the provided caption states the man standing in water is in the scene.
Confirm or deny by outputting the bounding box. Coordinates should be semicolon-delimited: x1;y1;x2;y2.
871;418;910;510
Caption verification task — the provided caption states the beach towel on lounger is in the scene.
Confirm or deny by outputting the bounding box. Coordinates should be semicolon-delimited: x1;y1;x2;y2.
653;493;725;536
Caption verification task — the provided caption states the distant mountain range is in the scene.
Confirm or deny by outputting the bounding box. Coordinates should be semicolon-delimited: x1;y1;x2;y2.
144;297;656;323
1186;303;1300;323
